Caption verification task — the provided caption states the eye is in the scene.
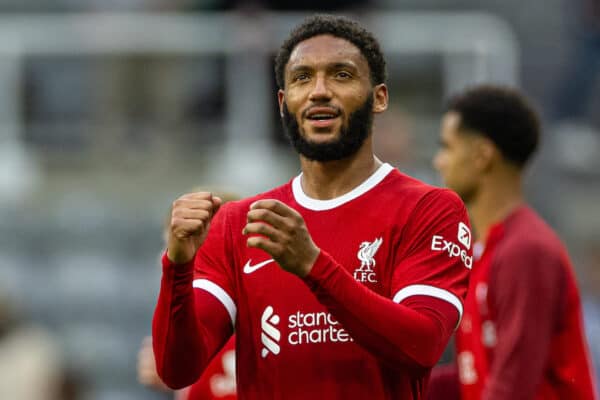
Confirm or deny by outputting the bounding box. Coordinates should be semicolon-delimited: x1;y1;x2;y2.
293;72;310;82
335;71;352;79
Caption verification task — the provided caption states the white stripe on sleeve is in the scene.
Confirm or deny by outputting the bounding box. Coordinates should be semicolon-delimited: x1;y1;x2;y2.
192;279;236;327
393;284;463;326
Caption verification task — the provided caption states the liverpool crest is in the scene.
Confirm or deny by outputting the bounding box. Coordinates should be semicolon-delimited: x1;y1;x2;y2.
353;237;382;283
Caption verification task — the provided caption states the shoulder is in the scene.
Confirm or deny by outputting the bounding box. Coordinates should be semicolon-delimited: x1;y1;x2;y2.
383;170;466;215
498;207;566;263
418;187;465;213
487;210;571;312
382;172;469;244
491;207;568;283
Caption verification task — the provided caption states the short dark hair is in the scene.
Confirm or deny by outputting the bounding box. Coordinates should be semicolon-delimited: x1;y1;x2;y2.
274;14;387;89
445;85;541;167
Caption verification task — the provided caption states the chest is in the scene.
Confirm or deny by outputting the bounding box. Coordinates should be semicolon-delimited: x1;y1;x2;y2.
228;209;405;370
235;209;402;304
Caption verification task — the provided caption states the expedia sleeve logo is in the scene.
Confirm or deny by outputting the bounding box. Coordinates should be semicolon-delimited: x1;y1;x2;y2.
431;222;472;269
458;222;471;249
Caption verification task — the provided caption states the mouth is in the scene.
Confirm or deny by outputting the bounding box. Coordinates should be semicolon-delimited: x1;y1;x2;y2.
304;107;341;129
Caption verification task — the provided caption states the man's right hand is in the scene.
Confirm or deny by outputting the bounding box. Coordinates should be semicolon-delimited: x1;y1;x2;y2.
167;192;222;265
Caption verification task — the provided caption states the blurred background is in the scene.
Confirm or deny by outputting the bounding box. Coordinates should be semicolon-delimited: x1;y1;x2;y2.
0;0;598;399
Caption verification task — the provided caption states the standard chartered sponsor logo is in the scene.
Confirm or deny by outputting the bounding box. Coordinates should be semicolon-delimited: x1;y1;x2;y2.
261;306;281;358
288;311;353;345
260;307;352;357
431;234;473;269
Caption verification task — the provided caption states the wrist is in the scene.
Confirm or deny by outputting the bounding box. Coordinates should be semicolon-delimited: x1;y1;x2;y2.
297;247;320;278
163;250;194;269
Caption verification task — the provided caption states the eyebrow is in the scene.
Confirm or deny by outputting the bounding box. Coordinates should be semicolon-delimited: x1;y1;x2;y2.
288;61;359;73
288;65;312;73
328;62;358;71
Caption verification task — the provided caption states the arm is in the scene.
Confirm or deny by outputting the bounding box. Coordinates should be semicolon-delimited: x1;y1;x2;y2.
482;243;564;400
304;252;459;370
151;192;234;389
152;254;233;389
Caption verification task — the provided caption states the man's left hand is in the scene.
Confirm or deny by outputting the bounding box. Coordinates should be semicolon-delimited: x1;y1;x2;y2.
243;199;320;277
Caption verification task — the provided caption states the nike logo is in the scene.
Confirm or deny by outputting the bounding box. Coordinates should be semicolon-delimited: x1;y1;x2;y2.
243;259;275;274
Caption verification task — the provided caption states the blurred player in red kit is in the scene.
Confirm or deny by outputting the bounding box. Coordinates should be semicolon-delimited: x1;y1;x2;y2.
429;85;598;400
138;336;236;399
153;14;471;399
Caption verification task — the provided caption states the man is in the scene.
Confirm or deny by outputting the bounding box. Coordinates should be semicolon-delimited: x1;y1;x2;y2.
153;15;471;399
430;85;598;399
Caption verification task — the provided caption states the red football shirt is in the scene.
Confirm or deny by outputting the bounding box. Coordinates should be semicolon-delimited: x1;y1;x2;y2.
455;206;598;400
153;163;471;399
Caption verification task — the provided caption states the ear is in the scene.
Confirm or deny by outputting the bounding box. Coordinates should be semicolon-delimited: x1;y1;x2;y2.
372;84;388;114
277;89;285;117
474;137;497;172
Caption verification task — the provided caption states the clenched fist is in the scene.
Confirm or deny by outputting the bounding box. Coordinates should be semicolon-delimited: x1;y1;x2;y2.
167;192;222;265
243;199;320;277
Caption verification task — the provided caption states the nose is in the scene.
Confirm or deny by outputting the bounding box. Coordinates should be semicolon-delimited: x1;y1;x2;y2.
308;74;332;102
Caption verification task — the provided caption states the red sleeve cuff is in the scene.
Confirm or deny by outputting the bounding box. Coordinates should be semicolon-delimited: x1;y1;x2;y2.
161;251;195;277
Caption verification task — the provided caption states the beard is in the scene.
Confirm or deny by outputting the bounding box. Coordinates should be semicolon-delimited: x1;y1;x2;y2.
281;95;374;162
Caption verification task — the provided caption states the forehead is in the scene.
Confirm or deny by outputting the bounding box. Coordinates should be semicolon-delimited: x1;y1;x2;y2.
441;111;481;149
441;112;465;139
287;34;367;71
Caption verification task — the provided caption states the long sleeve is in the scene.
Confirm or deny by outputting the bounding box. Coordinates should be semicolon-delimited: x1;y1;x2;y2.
152;253;233;389
303;251;460;372
482;243;564;400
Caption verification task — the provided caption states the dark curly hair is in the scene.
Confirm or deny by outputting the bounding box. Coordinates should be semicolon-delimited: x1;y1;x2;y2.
445;85;541;167
274;14;387;89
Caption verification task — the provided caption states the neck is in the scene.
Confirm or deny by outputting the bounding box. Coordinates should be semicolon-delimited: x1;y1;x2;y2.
298;141;381;200
468;168;524;243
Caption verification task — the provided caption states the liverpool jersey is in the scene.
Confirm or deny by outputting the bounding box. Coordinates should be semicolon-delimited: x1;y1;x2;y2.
154;163;472;399
455;206;598;399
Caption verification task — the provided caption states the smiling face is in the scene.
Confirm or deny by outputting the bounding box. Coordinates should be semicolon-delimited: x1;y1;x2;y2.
278;34;387;161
